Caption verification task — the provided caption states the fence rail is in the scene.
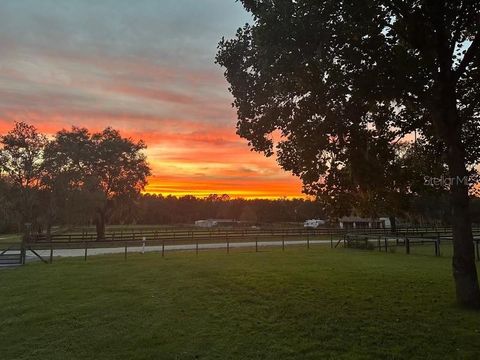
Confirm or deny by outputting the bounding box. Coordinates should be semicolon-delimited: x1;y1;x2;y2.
2;226;480;265
27;225;480;243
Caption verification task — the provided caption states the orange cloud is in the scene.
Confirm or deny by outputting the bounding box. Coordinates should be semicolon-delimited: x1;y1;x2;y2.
145;174;303;199
0;116;304;199
0;47;304;199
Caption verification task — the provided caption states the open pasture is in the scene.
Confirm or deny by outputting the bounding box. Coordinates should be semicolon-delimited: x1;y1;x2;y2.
1;247;480;359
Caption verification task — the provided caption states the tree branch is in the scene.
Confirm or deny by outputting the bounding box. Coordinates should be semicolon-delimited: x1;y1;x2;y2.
450;3;467;50
454;34;480;83
429;1;454;79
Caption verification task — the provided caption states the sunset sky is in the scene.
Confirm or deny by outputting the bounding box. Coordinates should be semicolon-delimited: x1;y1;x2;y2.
0;0;303;199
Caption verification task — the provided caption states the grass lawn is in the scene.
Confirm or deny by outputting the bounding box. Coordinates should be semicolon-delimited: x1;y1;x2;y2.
0;233;21;245
1;247;480;359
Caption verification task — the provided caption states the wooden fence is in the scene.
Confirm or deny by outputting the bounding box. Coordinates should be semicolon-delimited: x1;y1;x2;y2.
27;225;473;243
345;232;480;260
2;226;480;265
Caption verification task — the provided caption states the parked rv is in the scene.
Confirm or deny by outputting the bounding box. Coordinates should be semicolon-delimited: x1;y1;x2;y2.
303;219;325;228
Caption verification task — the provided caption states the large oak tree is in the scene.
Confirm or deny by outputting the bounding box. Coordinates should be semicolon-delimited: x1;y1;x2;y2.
90;128;151;240
42;127;95;237
217;0;480;307
42;126;151;240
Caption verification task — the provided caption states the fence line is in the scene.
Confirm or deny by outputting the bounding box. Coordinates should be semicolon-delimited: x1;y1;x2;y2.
27;225;480;243
2;226;480;265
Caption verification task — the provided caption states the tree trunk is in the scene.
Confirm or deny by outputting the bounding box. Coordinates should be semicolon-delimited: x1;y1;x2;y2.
46;221;52;241
435;81;480;307
95;208;106;241
389;216;396;233
45;202;53;241
432;72;480;307
446;138;480;308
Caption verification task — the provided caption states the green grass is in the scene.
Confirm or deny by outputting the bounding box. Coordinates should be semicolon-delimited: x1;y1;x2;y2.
1;247;480;359
0;233;21;245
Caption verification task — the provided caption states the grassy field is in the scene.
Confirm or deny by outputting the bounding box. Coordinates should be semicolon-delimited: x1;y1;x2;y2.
1;247;480;359
0;233;21;245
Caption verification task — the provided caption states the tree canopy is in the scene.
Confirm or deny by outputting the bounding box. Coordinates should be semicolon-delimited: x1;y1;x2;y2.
217;0;480;307
0;122;151;239
217;0;478;208
0;122;47;226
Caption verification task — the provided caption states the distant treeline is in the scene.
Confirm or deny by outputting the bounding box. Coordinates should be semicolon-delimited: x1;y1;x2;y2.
126;193;480;227
5;187;480;234
132;194;325;225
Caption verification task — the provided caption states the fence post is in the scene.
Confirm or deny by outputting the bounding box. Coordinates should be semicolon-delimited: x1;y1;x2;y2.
84;242;88;261
162;240;165;257
282;234;285;251
21;244;26;265
307;232;310;249
124;243;128;260
384;236;388;253
436;234;441;257
406;237;410;255
142;237;146;254
255;236;258;252
377;236;381;251
196;238;199;256
330;231;333;249
49;243;53;264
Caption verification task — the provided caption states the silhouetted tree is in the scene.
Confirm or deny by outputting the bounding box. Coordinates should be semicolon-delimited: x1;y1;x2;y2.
0;122;46;229
90;128;151;239
42;127;94;237
0;178;18;233
217;1;480;307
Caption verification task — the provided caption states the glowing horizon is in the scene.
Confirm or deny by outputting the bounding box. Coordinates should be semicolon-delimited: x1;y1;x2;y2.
0;0;304;199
